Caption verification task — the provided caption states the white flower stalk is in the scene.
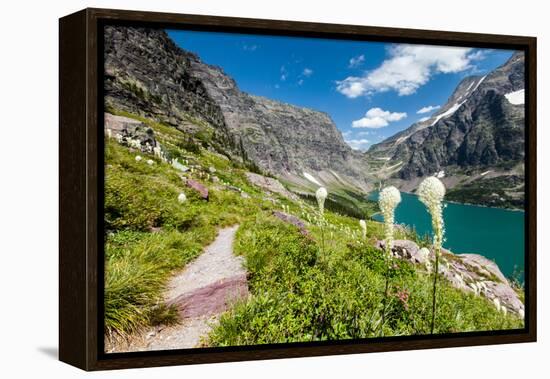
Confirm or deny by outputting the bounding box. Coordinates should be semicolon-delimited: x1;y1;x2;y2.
378;186;401;255
315;186;328;263
146;159;154;165
153;145;162;158
177;193;187;203
359;219;367;239
418;247;430;260
377;186;401;336
418;247;432;273
106;128;112;138
493;298;502;312
129;139;142;150
418;177;446;252
135;155;142;162
315;187;328;215
418;177;446;335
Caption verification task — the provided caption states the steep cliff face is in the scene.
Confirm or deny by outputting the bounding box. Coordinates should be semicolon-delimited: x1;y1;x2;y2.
104;26;370;191
371;52;524;178
368;52;525;207
368;75;484;160
104;26;229;136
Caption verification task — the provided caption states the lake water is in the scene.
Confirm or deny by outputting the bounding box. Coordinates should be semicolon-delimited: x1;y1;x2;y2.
369;192;525;280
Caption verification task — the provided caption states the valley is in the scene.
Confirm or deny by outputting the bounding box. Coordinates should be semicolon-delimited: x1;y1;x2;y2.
102;25;526;351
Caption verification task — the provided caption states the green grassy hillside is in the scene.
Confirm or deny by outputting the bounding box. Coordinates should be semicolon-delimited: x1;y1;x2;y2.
104;110;522;344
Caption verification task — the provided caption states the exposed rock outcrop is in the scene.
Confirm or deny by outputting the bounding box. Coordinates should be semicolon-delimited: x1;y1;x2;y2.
376;239;524;318
186;179;209;200
272;211;310;236
104;113;157;148
245;172;299;201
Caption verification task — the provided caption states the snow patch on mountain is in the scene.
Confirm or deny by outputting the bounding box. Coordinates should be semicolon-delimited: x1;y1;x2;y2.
431;100;467;126
472;75;487;93
505;89;525;105
303;172;322;186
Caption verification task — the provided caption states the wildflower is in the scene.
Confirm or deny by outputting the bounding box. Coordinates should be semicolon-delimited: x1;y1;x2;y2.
493;298;502;312
395;289;410;311
425;260;433;274
106;128;112;138
418;176;446;251
177;193;187;203
418;247;430;259
135;155;142;162
359;219;367;239
315;187;328;215
418;176;446;335
377;186;401;336
418;247;432;272
147;159;154;165
153;145;162;158
378;186;401;255
129;138;141;150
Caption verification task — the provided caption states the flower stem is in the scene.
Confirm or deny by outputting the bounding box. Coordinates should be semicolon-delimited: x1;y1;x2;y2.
381;270;390;337
430;249;440;334
321;223;325;261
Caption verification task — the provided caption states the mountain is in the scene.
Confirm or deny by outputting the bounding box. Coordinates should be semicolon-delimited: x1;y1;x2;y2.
368;52;525;208
104;26;371;194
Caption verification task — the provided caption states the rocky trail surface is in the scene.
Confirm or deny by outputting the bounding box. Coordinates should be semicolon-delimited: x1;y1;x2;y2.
110;225;248;352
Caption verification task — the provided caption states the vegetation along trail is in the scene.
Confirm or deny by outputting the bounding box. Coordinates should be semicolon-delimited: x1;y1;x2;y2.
120;225;248;352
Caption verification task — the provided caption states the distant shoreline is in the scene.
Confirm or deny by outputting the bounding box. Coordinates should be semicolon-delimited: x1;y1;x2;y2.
368;190;525;213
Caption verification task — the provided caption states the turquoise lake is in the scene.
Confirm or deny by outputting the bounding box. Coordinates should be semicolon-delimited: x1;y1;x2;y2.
369;192;525;279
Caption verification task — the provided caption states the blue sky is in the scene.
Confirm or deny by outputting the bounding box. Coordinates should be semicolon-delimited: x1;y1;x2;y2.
167;29;515;151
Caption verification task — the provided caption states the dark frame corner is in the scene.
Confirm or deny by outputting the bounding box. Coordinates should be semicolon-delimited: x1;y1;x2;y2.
59;7;537;371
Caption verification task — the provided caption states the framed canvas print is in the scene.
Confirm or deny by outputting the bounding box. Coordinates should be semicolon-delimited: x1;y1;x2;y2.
59;8;537;371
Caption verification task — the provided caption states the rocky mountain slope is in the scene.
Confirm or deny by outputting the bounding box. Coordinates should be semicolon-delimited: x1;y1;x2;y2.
104;26;371;194
368;52;525;208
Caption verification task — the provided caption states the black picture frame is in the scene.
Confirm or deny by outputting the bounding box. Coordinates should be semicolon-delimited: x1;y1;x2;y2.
59;7;537;371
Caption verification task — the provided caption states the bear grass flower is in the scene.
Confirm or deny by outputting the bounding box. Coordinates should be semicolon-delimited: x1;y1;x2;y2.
378;186;401;256
417;176;446;334
418;247;432;273
359;219;367;239
135;155;142;162
315;187;328;216
418;177;446;251
177;193;187;203
315;186;328;262
377;186;401;336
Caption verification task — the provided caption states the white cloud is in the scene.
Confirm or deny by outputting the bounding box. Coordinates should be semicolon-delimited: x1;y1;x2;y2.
297;79;304;86
468;49;490;61
349;54;365;68
418;116;431;122
345;138;371;151
417;105;440;114
356;130;373;136
337;44;481;97
352;107;407;128
242;44;258;51
302;68;313;77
